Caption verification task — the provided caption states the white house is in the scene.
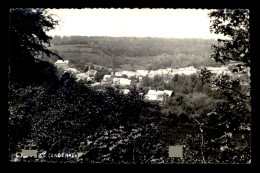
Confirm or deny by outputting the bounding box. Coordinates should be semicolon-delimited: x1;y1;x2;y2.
145;89;173;101
163;90;173;97
122;71;136;78
180;70;197;75
87;70;97;78
103;75;112;81
157;69;168;75
113;78;120;85
65;68;80;74
136;70;149;77
76;73;89;81
119;78;131;86
146;90;164;101
206;66;230;76
115;72;123;77
148;70;156;78
54;60;69;69
166;68;173;72
146;94;158;101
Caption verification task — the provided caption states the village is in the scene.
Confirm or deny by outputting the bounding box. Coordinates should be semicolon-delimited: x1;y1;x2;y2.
9;60;250;163
10;60;250;163
54;60;246;103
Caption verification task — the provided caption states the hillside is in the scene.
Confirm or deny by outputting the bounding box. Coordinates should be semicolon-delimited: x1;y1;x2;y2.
49;36;220;71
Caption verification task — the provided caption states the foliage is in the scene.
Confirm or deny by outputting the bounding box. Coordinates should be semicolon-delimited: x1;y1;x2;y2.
194;9;252;163
28;73;80;155
8;9;61;155
207;9;250;100
94;69;109;82
9;8;61;84
8;83;33;153
209;9;250;67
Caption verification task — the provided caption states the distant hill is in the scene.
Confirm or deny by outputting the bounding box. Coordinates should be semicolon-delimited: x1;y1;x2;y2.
49;36;220;71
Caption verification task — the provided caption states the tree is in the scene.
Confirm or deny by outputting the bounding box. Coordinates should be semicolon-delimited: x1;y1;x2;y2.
203;9;250;99
9;8;62;84
206;9;251;100
122;74;128;78
8;84;33;153
77;86;165;163
197;9;251;163
29;73;80;155
111;56;121;68
146;64;153;71
82;63;89;72
94;70;106;82
8;8;62;156
209;9;250;67
141;76;151;88
152;75;163;90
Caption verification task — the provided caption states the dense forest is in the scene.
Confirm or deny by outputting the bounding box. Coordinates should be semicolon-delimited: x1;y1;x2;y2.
8;9;251;164
48;36;219;71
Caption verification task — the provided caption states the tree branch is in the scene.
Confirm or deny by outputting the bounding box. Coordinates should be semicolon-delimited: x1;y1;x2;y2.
192;115;206;163
217;84;250;98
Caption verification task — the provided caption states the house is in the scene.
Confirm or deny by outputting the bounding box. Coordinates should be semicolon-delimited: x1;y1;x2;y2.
184;66;195;71
128;71;137;78
166;68;173;72
91;82;101;87
180;70;196;75
206;66;229;74
149;70;156;75
136;70;149;77
101;79;112;85
157;69;168;75
122;71;136;78
87;70;97;78
163;90;173;97
76;73;90;80
113;78;120;85
65;68;80;74
169;71;178;76
147;90;165;96
55;60;69;64
103;75;112;81
145;90;173;101
146;94;159;101
115;72;123;77
148;74;155;78
54;60;69;69
146;90;165;101
148;70;156;78
119;78;131;86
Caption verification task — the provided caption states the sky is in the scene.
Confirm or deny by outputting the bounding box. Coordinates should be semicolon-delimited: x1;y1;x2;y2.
46;9;224;39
